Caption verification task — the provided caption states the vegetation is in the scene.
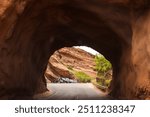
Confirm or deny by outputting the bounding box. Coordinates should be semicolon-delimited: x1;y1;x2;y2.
67;65;74;70
94;54;112;74
66;54;112;91
94;54;112;90
67;66;92;83
74;71;92;83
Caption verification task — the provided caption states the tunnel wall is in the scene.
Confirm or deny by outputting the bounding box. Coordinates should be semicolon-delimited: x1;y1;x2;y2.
0;0;150;99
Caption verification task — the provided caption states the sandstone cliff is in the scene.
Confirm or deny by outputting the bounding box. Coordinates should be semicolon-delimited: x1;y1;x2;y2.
45;47;97;82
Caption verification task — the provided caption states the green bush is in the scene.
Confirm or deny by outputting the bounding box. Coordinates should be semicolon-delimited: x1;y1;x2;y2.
94;54;112;89
74;71;92;83
94;54;112;74
105;79;111;87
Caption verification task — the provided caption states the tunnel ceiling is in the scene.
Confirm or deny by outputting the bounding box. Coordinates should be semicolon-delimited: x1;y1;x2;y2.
10;0;132;64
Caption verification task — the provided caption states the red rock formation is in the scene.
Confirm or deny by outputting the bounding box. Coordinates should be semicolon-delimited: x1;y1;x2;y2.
0;0;150;99
45;47;97;82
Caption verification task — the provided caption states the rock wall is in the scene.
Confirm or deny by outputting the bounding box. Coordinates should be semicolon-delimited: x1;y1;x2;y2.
45;47;97;82
117;10;150;99
0;0;149;99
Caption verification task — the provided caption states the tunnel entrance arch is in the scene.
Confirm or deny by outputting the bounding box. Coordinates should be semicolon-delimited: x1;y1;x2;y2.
0;0;124;99
2;0;150;100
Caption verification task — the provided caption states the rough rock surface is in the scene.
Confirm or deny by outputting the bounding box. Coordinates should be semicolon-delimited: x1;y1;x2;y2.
0;0;150;99
45;47;97;82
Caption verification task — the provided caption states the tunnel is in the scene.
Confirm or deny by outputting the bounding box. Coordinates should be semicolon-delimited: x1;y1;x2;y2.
0;0;150;99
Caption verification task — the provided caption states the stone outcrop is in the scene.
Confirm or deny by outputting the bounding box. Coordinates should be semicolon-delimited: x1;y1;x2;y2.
0;0;150;99
45;47;97;82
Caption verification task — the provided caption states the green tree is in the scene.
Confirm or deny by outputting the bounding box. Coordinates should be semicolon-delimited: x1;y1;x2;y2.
94;54;112;75
94;54;112;89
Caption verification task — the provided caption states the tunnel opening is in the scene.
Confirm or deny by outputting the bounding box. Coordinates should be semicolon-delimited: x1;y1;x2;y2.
4;0;149;100
44;46;113;99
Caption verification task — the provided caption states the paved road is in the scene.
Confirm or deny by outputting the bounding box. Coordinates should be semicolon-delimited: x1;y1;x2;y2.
36;83;112;100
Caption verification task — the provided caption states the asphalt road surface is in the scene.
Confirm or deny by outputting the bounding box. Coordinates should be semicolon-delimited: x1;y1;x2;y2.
36;83;112;100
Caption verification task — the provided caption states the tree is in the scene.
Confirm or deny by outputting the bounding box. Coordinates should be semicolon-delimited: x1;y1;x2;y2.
94;54;112;76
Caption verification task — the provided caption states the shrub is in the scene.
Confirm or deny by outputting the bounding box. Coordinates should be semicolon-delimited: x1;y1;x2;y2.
105;79;111;87
94;54;112;89
74;71;92;83
94;54;112;74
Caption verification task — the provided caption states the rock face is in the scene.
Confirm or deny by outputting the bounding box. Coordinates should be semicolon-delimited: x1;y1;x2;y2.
45;47;97;82
0;0;150;99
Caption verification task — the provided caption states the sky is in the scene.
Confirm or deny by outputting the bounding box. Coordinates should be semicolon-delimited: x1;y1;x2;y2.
74;46;100;55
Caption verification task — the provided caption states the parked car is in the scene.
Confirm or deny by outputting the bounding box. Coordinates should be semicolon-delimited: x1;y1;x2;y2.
57;77;77;83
